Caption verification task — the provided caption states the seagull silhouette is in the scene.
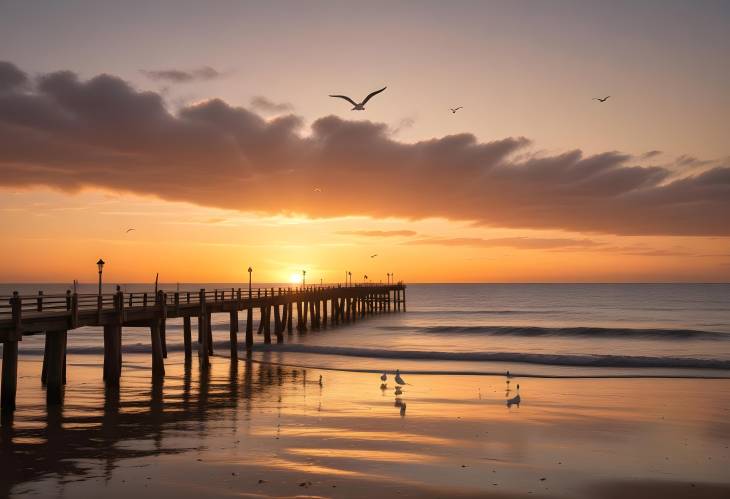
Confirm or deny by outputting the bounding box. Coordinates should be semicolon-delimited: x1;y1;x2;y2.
313;187;322;192
394;369;407;386
449;106;463;114
329;87;386;110
593;96;610;102
125;228;136;233
371;254;378;258
380;372;387;382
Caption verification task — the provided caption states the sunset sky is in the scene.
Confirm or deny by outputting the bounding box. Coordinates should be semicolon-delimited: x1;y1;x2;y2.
1;1;729;283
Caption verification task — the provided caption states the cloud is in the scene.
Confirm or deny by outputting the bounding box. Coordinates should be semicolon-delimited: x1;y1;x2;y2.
640;150;662;159
250;96;294;113
1;62;729;236
405;236;601;250
140;66;223;83
338;230;418;237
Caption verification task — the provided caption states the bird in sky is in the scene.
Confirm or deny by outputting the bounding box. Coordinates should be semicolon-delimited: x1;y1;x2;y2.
593;96;610;102
371;254;378;258
329;86;386;110
313;187;322;192
125;228;135;233
449;106;463;113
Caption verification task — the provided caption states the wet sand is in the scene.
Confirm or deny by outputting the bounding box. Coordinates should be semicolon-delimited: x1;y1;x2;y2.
1;351;729;498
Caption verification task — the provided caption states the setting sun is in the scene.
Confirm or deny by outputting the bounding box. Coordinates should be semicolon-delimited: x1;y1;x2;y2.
289;273;303;285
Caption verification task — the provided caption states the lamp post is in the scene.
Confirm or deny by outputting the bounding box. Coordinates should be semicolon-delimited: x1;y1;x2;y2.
248;266;252;297
302;269;306;287
364;274;368;284
96;259;105;296
348;271;352;287
386;272;391;285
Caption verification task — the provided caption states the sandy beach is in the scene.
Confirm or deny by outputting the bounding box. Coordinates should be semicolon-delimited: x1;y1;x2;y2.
2;349;729;498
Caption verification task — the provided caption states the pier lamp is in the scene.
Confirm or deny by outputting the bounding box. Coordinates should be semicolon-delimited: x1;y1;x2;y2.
348;271;352;286
248;266;253;297
96;259;105;296
302;269;306;287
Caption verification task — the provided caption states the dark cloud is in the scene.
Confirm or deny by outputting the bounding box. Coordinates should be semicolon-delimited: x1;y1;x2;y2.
250;96;293;113
406;237;601;250
140;66;223;83
338;230;418;237
640;150;662;159
0;61;28;91
1;62;729;236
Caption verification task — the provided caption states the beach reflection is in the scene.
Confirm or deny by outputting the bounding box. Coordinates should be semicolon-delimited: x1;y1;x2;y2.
1;354;729;498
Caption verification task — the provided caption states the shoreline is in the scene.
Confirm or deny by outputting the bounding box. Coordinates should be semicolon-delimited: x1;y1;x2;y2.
2;351;729;498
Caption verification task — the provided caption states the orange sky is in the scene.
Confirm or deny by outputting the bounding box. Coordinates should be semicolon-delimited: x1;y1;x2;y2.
0;2;728;283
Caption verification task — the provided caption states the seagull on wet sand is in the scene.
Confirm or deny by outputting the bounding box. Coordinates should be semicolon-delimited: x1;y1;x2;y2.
507;393;521;408
329;87;387;110
380;372;387;382
400;402;407;416
593;96;610;103
449;106;463;114
394;369;407;386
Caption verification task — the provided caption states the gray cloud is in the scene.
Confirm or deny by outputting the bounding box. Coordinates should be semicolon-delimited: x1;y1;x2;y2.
250;96;294;113
140;66;223;83
1;62;729;236
640;150;662;159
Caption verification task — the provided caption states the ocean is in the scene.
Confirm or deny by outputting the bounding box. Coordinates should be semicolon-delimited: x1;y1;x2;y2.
3;283;729;378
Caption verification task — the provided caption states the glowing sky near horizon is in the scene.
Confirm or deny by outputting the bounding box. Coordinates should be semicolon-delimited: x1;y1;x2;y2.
0;0;728;282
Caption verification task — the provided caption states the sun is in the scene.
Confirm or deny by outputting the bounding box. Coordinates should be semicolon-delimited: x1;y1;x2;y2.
289;273;303;284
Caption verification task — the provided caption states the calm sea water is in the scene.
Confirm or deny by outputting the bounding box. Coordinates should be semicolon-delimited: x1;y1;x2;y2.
3;283;729;377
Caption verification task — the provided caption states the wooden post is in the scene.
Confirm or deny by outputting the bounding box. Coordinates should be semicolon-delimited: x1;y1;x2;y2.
183;316;192;361
309;300;317;329
229;310;239;360
159;320;167;358
46;331;67;404
150;319;165;378
322;299;328;328
402;287;407;312
245;306;253;349
287;301;293;333
198;289;210;368
41;334;50;385
1;341;18;413
302;299;309;330
274;305;283;343
263;306;272;344
296;301;305;331
207;313;213;355
2;293;22;413
103;324;121;385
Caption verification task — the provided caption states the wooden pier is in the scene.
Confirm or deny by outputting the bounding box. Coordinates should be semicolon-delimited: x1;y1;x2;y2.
0;283;406;414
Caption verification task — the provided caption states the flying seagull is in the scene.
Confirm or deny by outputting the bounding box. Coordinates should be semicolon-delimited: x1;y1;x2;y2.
125;228;136;233
371;254;378;258
313;187;322;192
593;96;610;102
449;106;463;114
329;86;386;110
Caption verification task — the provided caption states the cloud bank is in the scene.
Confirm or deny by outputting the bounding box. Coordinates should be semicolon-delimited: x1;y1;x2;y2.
1;62;729;236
